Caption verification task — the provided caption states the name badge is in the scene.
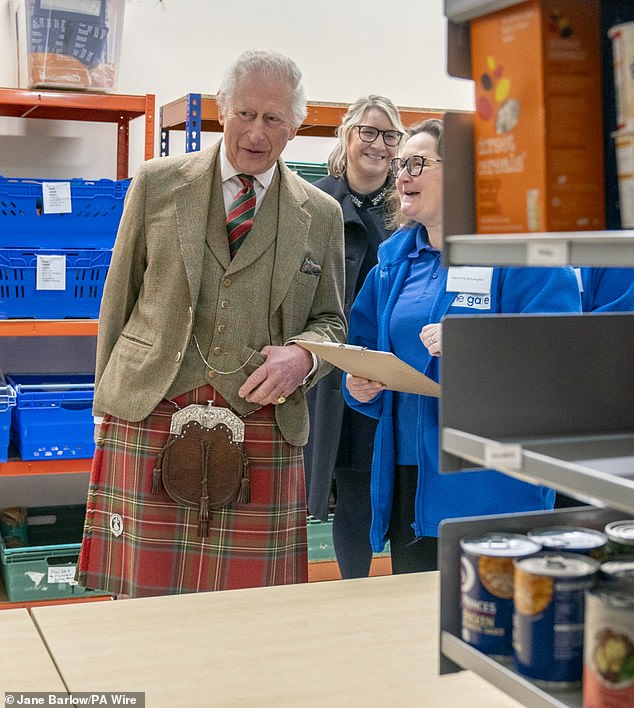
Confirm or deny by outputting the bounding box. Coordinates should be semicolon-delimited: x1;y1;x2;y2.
446;267;493;294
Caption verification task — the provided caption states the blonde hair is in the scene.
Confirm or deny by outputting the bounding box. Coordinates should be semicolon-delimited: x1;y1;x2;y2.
327;95;405;177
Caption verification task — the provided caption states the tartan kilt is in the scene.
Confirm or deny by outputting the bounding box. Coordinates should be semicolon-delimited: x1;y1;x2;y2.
77;385;308;597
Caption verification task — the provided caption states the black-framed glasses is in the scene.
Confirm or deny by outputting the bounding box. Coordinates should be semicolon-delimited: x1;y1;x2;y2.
390;155;443;177
354;124;404;147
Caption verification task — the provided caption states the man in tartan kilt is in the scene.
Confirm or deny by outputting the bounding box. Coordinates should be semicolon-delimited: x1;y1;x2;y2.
77;49;346;597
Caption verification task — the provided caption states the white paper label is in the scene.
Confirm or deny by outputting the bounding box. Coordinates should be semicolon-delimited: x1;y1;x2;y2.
446;267;493;294
483;443;523;472
48;565;78;584
42;181;72;214
36;255;66;290
526;241;569;266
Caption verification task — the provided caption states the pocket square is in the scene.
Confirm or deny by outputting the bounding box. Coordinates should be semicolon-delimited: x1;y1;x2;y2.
300;257;322;275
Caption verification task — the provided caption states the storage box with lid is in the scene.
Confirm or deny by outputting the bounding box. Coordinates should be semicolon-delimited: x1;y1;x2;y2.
13;0;126;92
0;504;107;601
7;373;95;460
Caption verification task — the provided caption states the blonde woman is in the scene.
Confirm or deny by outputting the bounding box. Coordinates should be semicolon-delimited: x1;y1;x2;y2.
305;96;405;578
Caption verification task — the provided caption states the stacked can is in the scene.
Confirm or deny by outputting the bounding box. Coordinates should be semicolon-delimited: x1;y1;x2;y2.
584;580;634;708
605;520;634;558
460;532;541;660
513;552;599;688
528;526;608;561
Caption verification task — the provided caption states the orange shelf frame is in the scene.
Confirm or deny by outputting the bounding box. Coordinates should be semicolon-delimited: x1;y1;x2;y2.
0;319;98;337
0;458;92;477
160;94;444;142
0;87;155;179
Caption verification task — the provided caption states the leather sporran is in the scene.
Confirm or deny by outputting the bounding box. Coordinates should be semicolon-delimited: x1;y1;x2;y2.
152;402;250;537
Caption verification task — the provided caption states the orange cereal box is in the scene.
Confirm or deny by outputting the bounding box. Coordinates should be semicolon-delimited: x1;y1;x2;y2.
471;0;605;233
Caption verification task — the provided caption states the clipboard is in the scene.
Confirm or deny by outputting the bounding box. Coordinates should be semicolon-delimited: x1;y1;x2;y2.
296;341;440;397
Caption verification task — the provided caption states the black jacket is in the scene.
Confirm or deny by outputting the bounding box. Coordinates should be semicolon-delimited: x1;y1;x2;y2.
304;174;393;520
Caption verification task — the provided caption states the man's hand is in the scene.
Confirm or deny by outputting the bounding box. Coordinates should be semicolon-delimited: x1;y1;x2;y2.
238;344;313;405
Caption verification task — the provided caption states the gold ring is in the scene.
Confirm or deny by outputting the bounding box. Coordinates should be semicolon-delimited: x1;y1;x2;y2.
277;396;286;404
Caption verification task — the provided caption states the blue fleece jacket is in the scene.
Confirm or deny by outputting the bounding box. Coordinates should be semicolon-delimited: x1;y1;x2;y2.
343;224;582;552
580;267;634;312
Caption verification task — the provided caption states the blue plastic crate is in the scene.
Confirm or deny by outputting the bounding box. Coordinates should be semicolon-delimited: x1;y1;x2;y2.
0;247;111;319
0;383;16;463
0;176;129;248
7;373;95;461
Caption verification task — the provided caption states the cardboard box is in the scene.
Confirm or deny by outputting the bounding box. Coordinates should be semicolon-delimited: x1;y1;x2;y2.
13;0;125;92
471;0;605;233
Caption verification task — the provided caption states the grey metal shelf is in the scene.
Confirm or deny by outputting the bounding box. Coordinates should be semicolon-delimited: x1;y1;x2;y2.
438;507;624;707
438;314;634;706
441;634;582;708
445;232;634;267
442;428;634;514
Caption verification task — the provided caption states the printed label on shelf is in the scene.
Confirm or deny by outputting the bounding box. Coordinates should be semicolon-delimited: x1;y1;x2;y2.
483;443;523;472
36;254;66;290
42;181;72;214
48;565;78;584
526;240;569;266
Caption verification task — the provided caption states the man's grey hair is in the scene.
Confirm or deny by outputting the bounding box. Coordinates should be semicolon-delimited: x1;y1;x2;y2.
217;49;308;128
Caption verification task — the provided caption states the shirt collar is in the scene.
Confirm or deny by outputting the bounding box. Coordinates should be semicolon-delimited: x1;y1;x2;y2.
219;139;277;189
408;224;440;258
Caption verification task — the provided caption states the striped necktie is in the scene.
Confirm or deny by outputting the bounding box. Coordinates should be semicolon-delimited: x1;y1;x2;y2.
226;174;256;258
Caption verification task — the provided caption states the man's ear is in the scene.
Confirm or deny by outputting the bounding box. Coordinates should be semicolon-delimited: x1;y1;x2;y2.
217;96;225;126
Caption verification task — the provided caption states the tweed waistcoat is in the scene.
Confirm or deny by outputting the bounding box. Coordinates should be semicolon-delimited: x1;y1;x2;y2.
166;167;282;412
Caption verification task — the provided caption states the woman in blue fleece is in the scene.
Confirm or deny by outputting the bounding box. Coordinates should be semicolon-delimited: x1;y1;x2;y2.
343;119;582;573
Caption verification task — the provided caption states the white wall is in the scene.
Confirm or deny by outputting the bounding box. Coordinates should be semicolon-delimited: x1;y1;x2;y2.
0;0;474;177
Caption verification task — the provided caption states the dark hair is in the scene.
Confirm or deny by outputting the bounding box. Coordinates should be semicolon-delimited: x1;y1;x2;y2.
385;118;444;230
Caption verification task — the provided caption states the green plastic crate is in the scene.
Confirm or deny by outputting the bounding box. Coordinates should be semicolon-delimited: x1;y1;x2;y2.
285;161;328;184
307;514;391;563
0;504;107;601
307;514;336;562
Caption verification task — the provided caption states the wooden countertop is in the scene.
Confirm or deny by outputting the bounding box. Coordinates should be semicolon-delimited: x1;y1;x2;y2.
31;572;522;707
0;607;67;692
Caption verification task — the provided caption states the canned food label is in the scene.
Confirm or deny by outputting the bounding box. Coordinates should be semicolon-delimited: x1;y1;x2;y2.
514;555;597;685
584;589;634;708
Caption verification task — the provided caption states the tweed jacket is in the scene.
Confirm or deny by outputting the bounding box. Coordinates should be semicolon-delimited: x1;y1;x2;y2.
93;142;346;446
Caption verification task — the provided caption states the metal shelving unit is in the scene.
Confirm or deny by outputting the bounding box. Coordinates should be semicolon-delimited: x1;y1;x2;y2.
159;93;446;155
0;90;154;608
0;88;155;180
438;2;634;706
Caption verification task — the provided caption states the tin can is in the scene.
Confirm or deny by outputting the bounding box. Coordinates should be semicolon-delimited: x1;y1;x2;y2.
605;521;634;558
601;557;634;584
460;532;541;660
513;552;599;687
528;526;608;561
583;583;634;708
609;22;634;132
